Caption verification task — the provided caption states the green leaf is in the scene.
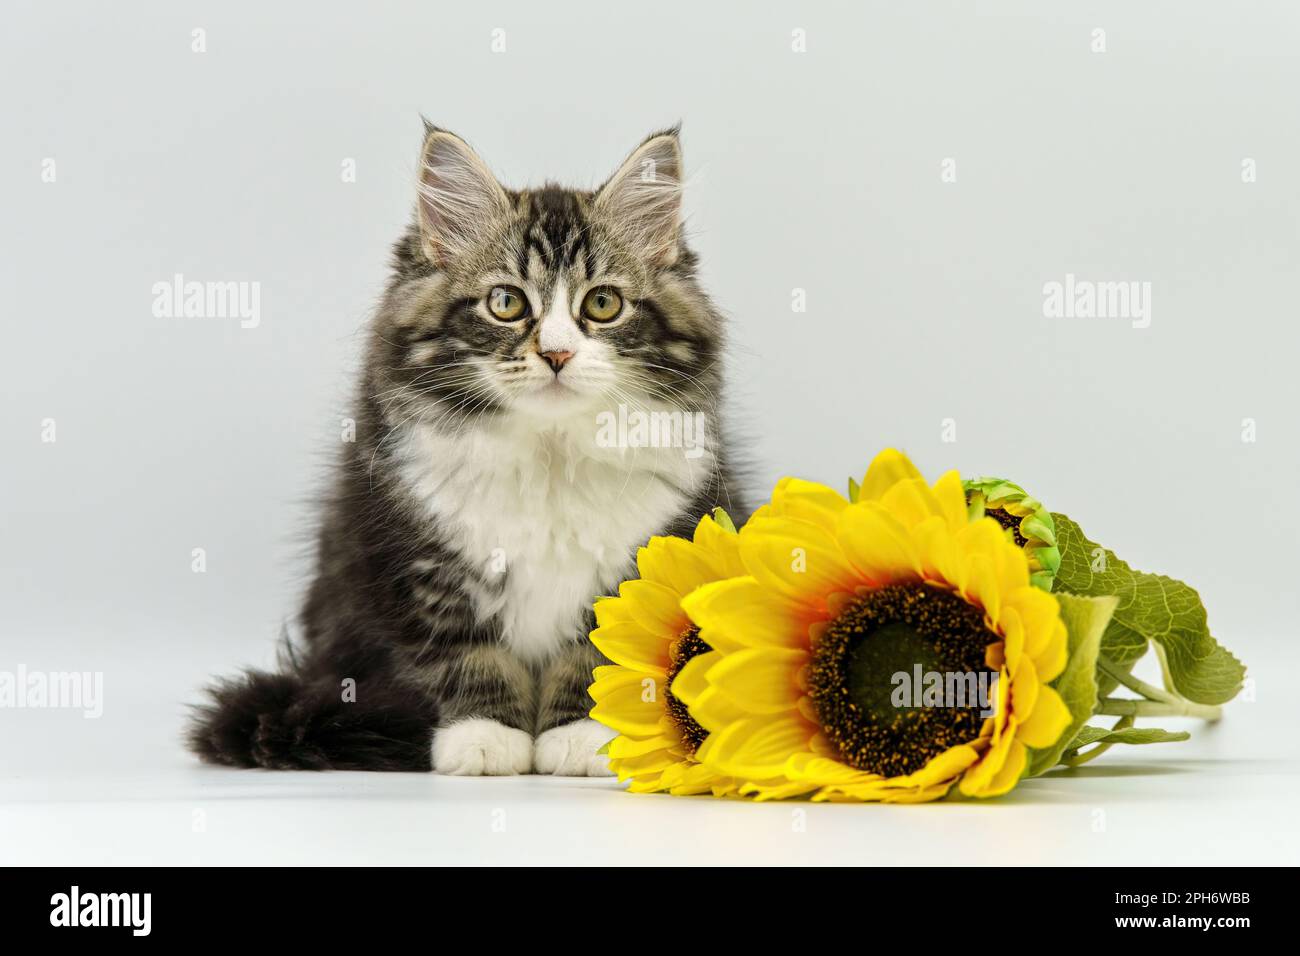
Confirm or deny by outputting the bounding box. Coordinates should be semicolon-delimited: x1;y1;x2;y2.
1067;725;1191;749
1027;592;1118;777
710;506;737;534
595;740;611;756
1052;515;1144;694
1051;512;1245;706
847;476;861;504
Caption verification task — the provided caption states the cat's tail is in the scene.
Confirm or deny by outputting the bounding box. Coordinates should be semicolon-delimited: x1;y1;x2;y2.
186;668;437;772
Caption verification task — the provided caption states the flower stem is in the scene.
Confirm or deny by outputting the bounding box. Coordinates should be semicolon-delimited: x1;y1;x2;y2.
1093;697;1222;720
1094;653;1223;721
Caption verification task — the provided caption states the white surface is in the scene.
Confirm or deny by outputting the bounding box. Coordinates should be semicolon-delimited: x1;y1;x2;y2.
2;646;1295;866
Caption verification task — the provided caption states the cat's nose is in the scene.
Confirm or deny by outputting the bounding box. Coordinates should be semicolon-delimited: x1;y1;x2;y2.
540;350;574;373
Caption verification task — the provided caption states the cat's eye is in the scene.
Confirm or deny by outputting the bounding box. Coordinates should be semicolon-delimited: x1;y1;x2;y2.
581;287;623;323
487;285;529;321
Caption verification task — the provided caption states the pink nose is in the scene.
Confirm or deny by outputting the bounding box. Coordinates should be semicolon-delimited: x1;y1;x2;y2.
540;350;573;373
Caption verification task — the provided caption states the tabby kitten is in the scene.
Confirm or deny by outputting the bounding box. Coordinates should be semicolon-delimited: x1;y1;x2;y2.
188;123;746;775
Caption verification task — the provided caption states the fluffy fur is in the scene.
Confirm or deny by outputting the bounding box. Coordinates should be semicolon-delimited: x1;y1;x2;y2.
188;123;746;774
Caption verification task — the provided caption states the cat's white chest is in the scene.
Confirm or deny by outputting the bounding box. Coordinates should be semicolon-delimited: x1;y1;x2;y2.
397;413;710;661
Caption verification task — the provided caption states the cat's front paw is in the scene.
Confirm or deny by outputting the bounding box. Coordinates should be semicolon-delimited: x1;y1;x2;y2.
533;719;616;777
432;718;533;775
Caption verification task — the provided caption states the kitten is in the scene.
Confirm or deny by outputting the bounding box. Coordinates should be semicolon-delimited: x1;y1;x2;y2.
187;123;747;775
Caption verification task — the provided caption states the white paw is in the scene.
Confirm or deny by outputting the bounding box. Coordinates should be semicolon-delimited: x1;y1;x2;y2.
533;719;616;777
432;718;533;775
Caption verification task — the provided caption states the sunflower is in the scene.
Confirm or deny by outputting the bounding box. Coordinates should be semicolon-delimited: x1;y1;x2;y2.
675;449;1073;802
963;476;1061;591
587;511;754;795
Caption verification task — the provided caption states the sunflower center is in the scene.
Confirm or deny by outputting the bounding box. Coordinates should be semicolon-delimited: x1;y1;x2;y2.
664;627;710;758
984;504;1027;547
808;583;999;777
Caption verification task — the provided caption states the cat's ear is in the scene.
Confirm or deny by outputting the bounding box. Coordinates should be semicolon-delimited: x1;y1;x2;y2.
595;128;683;268
417;126;510;266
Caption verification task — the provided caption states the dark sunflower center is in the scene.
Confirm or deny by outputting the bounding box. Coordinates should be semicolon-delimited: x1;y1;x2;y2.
984;504;1027;547
664;627;710;758
808;583;998;777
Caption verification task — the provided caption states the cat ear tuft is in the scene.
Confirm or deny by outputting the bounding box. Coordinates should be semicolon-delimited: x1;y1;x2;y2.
417;128;509;267
595;129;683;268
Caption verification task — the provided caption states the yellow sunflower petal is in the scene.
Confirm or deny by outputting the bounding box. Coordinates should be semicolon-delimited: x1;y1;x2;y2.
665;761;735;796
878;477;949;530
997;604;1025;673
1015;684;1072;749
591;664;626;684
737;515;857;609
959;726;1016;796
682;576;809;653
931;469;971;531
812;779;953;803
701;646;807;714
668;651;718;706
589;670;664;736
609;748;682;778
877;783;955;804
785;752;883;786
989;667;1013;743
965;553;1003;623
696;715;815;779
961;519;1032;599
767;477;851;532
590;621;669;674
626;774;670;792
635;535;718;598
1033;619;1069;683
1003;587;1068;681
952;519;1016;614
607;733;677;759
1009;653;1040;715
589;666;640;696
738;778;822;801
835;503;922;586
686;685;753;733
904;743;982;789
593;595;634;628
617;578;689;638
858;448;923;502
915;515;962;585
655;762;690;791
978;738;1028;797
691;514;746;579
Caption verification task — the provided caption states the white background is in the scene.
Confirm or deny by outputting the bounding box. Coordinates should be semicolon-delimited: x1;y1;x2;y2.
2;1;1298;864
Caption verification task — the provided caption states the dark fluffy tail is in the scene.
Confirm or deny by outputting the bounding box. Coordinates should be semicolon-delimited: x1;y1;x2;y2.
187;669;437;771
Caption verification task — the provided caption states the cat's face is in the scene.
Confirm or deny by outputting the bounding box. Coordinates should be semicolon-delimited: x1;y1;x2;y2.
374;126;721;429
